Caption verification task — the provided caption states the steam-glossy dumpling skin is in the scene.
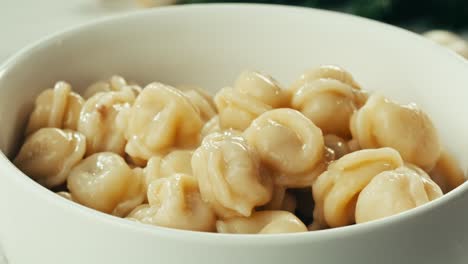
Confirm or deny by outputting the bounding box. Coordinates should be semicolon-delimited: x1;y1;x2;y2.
355;166;443;223
244;108;325;187
144;150;193;188
312;148;404;229
26;82;84;135
214;70;288;131
83;75;142;99
234;70;288;108
291;79;364;138
201;116;222;139
78;88;135;156
123;83;203;160
127;174;216;232
429;150;466;193
67;152;145;216
261;186;296;213
324;134;351;159
289;65;362;94
216;210;307;234
181;87;217;122
192;131;273;218
14;128;86;188
351;94;441;170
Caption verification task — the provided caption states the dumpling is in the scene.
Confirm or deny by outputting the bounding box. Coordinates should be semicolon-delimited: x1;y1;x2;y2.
67;152;145;217
123;83;203;160
56;191;75;201
214;87;272;131
234;70;288;108
324;134;351;159
350;94;441;170
25;81;84;135
261;186;297;213
144;150;193;189
216;211;307;234
214;70;288;131
429;150;466;193
201;116;222;139
244;108;325;187
192;131;273;218
355;166;443;223
127;174;216;232
289;65;362;95
291;79;363;138
312;148;404;229
179;86;217;122
14;128;86;188
83;75;142;99
77;88;135;156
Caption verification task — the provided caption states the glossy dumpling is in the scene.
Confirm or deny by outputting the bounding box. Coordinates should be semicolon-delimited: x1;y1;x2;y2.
261;186;296;213
123;83;203;160
127;174;216;232
14;128;86;188
234;70;288;108
83;75;142;99
291;79;362;138
312;148;404;229
355;166;443;223
67;152;145;216
192;131;273;218
201;115;222;139
180;86;217;122
289;65;362;95
78;88;135;156
216;211;307;234
144;150;193;188
324;134;351;159
214;87;272;131
429;150;466;193
26;82;84;135
244;108;325;187
350;94;441;170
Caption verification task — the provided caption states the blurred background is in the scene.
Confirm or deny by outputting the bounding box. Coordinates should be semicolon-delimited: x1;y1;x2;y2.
0;0;467;62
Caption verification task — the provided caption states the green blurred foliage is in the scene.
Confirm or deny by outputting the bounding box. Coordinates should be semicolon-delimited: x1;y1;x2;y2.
180;0;468;30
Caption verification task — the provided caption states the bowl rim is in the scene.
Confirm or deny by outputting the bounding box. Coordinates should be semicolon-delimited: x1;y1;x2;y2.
1;3;467;244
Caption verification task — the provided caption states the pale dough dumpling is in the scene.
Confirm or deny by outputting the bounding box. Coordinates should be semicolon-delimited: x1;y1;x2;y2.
14;128;86;188
144;150;193;189
429;150;466;193
192;131;273;218
83;75;142;99
244;108;325;187
351;94;441;170
234;70;288;108
215;87;272;131
67;152;145;217
179;86;216;122
127;174;216;232
356;166;443;223
201;116;222;139
123;83;203;160
261;186;296;213
312;148;404;229
292;79;362;138
324;134;351;159
26;81;84;135
216;211;307;234
289;65;361;94
78;88;135;156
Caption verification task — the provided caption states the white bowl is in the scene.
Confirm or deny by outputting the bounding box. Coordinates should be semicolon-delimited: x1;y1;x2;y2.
0;4;467;264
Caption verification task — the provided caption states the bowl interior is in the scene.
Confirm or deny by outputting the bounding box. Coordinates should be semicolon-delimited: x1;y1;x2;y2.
0;4;467;191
